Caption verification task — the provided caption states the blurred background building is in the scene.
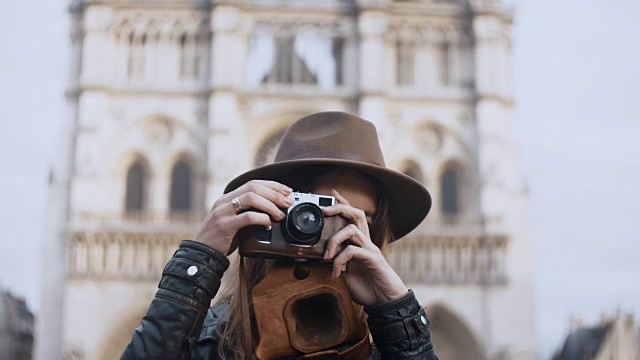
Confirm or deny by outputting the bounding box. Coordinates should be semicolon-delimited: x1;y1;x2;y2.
35;0;535;359
552;311;640;360
0;290;35;360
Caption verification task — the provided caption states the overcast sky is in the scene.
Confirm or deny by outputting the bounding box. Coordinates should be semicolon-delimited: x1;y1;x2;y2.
1;1;639;359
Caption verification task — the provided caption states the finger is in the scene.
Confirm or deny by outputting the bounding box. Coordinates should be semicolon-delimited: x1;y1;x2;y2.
323;204;370;238
323;204;366;224
324;224;379;260
331;245;374;278
224;180;293;205
328;189;371;235
229;211;273;230
331;189;351;206
223;180;294;214
231;192;288;221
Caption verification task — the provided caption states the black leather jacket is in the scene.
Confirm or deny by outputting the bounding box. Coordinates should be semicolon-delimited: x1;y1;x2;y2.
122;240;439;359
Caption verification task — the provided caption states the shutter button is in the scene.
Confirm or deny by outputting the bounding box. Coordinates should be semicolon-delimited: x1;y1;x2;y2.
187;266;198;276
420;315;427;325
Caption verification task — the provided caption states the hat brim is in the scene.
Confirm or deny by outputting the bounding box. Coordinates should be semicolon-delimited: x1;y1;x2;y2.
224;159;432;241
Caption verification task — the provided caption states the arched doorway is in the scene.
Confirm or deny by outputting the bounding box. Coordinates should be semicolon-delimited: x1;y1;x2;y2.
98;310;146;360
426;305;485;360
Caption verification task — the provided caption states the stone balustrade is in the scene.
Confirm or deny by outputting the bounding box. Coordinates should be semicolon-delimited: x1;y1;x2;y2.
66;232;186;281
67;212;508;284
417;213;504;233
386;234;509;285
71;210;204;226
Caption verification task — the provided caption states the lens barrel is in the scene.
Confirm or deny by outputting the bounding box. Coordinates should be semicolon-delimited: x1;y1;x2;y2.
285;203;325;244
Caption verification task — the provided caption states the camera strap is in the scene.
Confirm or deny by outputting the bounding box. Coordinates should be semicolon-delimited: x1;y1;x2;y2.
239;255;255;360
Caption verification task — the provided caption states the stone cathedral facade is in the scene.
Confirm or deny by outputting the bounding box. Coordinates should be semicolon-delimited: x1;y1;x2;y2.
35;0;536;359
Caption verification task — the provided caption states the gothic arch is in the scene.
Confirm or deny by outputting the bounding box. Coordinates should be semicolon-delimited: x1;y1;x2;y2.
121;153;151;212
163;152;204;213
113;12;207;39
249;110;318;166
425;304;485;360
441;165;459;214
170;22;187;42
170;16;206;42
146;20;160;40
167;16;204;40
131;19;148;39
170;160;193;212
254;127;288;167
397;159;425;184
142;113;202;145
97;305;149;360
434;159;469;216
162;152;202;180
410;120;474;160
107;113;204;182
406;120;477;194
114;20;133;40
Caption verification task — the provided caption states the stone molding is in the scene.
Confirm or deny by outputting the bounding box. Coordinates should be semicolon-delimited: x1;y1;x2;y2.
66;231;188;281
387;22;472;43
66;212;506;285
252;17;351;38
70;210;204;228
76;0;210;9
387;232;509;285
112;11;209;39
416;213;504;235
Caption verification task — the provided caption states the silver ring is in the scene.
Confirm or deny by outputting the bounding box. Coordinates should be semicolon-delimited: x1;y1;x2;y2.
231;197;243;213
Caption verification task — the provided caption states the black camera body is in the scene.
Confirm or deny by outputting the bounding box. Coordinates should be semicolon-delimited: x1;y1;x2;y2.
239;192;348;261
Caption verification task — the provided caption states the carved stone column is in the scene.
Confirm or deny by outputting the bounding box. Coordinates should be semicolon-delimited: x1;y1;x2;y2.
357;9;390;139
207;5;249;203
33;5;86;360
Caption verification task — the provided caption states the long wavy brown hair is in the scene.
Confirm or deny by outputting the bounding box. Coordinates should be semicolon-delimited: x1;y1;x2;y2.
214;167;394;359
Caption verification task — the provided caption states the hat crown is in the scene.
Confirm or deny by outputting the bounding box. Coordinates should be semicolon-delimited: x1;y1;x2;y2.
274;112;386;167
224;111;432;243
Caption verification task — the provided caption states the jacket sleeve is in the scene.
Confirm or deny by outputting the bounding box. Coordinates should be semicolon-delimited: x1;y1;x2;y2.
121;240;230;360
365;290;439;360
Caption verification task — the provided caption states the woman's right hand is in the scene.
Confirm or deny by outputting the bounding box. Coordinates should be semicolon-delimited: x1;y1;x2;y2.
193;180;294;255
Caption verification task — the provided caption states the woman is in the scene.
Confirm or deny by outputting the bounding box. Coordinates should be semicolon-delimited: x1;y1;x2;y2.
122;112;439;359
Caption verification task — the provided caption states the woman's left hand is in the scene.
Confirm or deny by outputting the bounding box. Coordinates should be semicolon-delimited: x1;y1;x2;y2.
322;190;409;307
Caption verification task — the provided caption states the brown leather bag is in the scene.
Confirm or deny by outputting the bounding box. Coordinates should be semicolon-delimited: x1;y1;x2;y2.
250;263;372;359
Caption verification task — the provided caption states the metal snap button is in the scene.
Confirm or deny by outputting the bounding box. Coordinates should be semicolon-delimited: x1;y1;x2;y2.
187;265;198;276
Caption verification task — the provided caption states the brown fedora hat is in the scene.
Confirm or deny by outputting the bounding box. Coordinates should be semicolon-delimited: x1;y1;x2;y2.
224;111;432;241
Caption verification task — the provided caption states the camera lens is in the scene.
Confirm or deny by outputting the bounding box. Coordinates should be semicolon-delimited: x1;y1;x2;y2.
285;203;325;244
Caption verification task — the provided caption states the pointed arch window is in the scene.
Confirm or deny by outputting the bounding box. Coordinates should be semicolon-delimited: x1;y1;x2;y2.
179;33;201;79
441;167;459;214
254;128;287;167
332;37;345;86
401;160;424;184
170;161;192;211
128;33;146;79
396;40;415;86
125;161;146;210
439;41;451;86
263;36;317;85
276;37;295;83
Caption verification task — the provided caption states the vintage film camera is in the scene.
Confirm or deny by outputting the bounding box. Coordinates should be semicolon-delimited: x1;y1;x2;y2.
239;192;348;261
240;193;369;357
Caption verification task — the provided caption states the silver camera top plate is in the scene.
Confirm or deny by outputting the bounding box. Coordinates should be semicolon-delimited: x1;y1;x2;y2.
288;192;336;208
